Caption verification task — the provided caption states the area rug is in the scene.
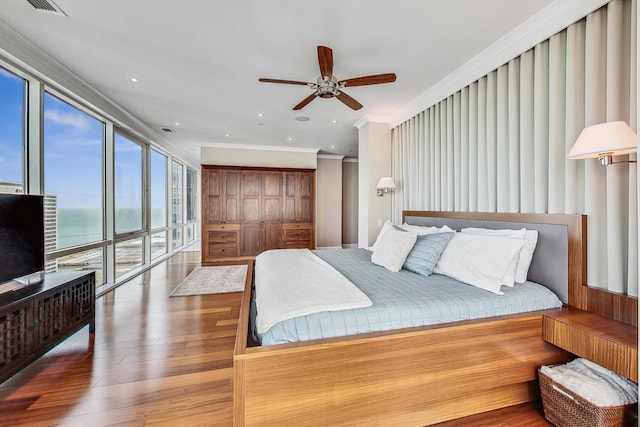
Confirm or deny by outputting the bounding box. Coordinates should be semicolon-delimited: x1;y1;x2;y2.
169;265;247;297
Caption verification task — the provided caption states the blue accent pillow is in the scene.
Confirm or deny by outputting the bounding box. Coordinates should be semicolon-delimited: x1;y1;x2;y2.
403;232;454;276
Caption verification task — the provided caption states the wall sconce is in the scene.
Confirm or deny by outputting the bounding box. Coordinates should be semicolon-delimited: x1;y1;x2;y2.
567;121;637;166
376;177;396;197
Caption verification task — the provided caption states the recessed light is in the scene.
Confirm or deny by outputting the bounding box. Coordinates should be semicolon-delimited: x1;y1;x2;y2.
225;133;231;137
129;77;140;83
332;120;337;123
288;137;293;141
175;122;180;126
331;146;335;149
258;113;264;117
295;116;310;122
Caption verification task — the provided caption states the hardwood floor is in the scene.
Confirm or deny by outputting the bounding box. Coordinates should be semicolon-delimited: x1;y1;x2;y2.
0;251;240;426
0;250;551;426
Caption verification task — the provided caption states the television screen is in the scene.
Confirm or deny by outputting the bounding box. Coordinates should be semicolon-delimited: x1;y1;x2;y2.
0;194;45;285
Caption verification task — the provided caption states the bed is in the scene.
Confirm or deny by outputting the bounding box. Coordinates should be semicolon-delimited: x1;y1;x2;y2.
233;211;587;426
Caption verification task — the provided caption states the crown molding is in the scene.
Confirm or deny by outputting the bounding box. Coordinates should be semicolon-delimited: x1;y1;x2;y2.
353;115;392;129
317;154;346;160
201;142;319;154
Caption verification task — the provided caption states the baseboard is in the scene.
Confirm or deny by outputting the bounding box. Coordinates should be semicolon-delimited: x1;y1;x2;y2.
316;246;344;250
342;244;358;249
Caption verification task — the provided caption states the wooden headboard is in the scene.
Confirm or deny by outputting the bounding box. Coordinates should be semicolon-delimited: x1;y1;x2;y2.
402;211;586;308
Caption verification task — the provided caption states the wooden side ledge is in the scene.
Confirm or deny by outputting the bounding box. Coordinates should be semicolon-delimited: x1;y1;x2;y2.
543;307;638;382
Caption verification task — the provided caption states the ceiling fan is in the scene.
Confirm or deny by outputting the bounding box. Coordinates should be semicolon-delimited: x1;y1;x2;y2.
258;46;396;111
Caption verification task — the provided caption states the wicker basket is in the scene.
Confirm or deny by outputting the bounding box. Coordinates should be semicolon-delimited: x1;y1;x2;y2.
539;367;637;427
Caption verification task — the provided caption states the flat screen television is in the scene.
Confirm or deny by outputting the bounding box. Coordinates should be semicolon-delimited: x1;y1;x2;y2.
0;194;45;290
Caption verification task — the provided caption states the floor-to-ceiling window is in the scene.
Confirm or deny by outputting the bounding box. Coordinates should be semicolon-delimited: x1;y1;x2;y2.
43;92;105;284
114;132;144;234
0;56;200;295
186;168;196;243
114;132;144;278
150;149;168;260
171;160;183;250
0;66;25;194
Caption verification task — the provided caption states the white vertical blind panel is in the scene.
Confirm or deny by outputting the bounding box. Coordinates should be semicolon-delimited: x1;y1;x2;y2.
486;71;498;212
436;102;442;209
534;42;550;214
453;92;462;211
605;0;632;292
584;8;609;289
468;83;478;211
408;113;417;208
429;108;437;209
496;65;510;212
460;87;470;212
519;49;535;212
507;58;521;213
418;112;426;208
628;0;638;296
424;111;431;210
446;96;455;211
564;21;586;214
548;32;567;214
477;77;489;211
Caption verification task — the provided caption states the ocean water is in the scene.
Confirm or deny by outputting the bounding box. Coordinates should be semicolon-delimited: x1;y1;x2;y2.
57;208;166;247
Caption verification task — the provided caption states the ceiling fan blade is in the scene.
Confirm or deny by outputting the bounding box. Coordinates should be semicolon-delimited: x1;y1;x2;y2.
336;91;363;110
317;46;334;79
339;73;397;87
293;93;317;110
259;78;311;86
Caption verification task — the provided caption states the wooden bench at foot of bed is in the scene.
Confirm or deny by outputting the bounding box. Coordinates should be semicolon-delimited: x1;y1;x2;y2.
233;299;570;426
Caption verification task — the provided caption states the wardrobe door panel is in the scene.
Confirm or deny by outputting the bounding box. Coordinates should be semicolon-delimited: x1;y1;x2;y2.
241;198;260;222
263;223;282;251
240;223;261;256
241;172;261;222
203;168;222;225
224;171;240;223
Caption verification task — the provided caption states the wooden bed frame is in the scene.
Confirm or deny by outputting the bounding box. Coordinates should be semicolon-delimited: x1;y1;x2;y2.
233;211;586;426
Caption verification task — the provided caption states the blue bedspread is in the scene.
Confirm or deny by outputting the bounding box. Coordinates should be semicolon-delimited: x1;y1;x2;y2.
256;248;562;345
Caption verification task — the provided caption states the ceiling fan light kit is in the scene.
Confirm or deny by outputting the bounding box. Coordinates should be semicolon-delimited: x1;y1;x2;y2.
259;45;396;111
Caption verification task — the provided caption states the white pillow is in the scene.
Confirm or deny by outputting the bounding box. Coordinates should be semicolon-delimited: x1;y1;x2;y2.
401;223;454;235
371;227;417;272
515;230;538;283
371;220;393;250
433;233;526;294
461;227;538;283
460;227;525;287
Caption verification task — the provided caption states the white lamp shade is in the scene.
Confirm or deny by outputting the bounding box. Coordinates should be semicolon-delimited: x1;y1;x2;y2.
376;177;396;190
567;121;637;160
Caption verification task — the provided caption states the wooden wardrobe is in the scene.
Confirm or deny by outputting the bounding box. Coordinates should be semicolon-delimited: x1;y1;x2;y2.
201;165;315;264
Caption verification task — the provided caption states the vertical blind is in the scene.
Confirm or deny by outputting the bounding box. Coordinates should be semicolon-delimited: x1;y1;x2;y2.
391;0;638;296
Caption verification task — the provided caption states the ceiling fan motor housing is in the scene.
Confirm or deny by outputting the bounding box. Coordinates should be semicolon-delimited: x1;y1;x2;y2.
315;76;342;98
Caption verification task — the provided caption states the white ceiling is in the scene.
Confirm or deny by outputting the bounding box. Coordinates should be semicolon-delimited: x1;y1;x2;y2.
0;0;606;164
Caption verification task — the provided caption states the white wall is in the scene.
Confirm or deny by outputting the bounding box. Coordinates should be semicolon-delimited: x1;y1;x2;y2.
316;155;344;248
342;159;359;246
201;146;317;169
357;121;392;247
